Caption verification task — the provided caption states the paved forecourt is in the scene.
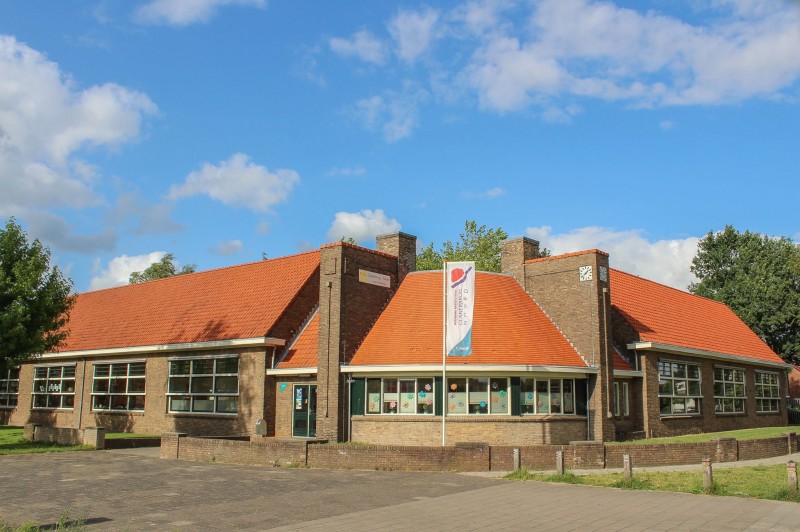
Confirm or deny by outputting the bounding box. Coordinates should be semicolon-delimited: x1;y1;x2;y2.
2;449;800;531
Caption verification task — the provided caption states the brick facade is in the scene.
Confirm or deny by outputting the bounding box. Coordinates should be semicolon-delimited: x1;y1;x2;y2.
639;351;788;438
4;346;269;437
351;415;588;446
316;238;415;441
162;432;799;472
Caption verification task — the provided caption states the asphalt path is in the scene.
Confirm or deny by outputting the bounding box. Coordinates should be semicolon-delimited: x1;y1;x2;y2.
1;449;800;531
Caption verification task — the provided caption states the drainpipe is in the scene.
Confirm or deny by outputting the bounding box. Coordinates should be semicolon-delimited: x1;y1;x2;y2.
586;378;591;441
77;357;86;429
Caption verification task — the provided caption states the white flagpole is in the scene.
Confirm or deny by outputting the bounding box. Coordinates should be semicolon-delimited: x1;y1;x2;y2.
442;261;447;447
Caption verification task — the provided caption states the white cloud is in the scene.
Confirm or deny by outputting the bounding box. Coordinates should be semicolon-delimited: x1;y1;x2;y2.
329;30;386;64
389;8;441;63
353;85;429;142
326;209;401;244
212;239;243;256
659;120;675;131
0;36;157;215
525;225;700;290
464;0;800;111
26;211;117;253
112;193;185;235
135;0;266;26
462;187;506;199
168;153;299;213
89;251;166;290
0;36;157;254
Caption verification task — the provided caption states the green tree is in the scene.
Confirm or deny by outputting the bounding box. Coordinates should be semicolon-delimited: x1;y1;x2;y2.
129;253;196;284
690;226;800;362
416;220;550;272
0;218;74;368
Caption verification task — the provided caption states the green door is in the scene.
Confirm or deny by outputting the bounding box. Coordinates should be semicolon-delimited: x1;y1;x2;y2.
292;384;317;438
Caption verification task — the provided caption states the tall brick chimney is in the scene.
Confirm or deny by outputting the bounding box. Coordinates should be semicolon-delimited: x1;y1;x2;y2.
376;232;417;285
500;236;540;284
515;249;616;442
316;234;417;441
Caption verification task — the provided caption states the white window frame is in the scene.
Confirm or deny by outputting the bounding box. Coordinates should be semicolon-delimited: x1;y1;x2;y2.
166;355;239;415
447;377;510;415
713;366;746;414
32;364;77;410
622;382;629;417
91;360;146;412
755;371;780;413
519;378;577;416
365;377;435;415
658;360;702;416
0;367;20;408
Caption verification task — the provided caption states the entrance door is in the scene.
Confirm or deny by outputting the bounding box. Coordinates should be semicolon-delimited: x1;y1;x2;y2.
292;384;317;438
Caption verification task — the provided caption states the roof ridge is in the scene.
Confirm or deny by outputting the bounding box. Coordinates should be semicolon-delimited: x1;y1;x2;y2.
609;267;728;307
319;240;397;259
80;249;321;296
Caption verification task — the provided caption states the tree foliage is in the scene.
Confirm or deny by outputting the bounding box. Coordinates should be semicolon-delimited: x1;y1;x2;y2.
690;226;800;362
0;218;74;368
416;220;550;272
129;253;196;284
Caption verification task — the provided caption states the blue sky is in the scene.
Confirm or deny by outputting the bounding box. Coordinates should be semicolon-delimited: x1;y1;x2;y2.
1;0;798;293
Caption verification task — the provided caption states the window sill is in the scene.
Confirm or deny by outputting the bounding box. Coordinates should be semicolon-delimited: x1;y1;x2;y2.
92;410;145;416
31;408;75;411
166;412;238;419
660;414;702;419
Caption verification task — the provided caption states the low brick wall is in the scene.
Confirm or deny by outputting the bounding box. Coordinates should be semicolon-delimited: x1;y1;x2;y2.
24;424;106;449
103;437;161;449
161;432;799;472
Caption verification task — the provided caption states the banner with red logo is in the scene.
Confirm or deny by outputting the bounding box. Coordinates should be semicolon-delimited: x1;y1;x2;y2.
445;261;475;356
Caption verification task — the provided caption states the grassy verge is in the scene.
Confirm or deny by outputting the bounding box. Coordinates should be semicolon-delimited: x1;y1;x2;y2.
506;464;800;502
612;425;800;445
0;426;91;455
0;507;86;531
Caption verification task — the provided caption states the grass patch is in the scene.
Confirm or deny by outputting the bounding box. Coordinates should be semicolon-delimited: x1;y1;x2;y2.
611;425;799;445
0;507;87;531
0;426;91;455
506;464;800;502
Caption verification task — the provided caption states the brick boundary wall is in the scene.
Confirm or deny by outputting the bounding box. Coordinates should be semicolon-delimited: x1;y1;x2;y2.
24;424;106;449
161;432;797;472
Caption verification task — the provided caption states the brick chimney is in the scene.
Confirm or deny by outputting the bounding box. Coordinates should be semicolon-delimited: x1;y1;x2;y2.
500;236;540;284
376;232;417;285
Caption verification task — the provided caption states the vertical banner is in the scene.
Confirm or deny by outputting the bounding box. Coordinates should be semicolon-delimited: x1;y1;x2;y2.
445;261;475;356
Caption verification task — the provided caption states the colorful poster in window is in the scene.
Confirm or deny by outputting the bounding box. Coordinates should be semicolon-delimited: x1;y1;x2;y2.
295;387;303;410
445;262;475;356
367;393;381;413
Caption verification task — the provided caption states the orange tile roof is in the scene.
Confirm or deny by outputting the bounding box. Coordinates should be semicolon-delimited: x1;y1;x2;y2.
612;347;634;372
350;271;586;368
610;269;782;364
59;251;320;352
277;311;319;369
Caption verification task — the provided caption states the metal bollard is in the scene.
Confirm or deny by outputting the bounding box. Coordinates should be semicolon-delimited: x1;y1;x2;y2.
623;454;632;481
556;450;565;476
788;461;798;497
513;448;520;471
703;458;713;490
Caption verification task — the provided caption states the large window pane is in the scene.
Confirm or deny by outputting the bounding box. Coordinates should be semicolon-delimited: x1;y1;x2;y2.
166;357;239;414
399;380;416;414
417;378;433;414
489;378;508;414
468;378;488;414
366;379;381;414
536;380;549;414
382;378;398;413
447;378;467;414
32;365;76;410
520;378;535;414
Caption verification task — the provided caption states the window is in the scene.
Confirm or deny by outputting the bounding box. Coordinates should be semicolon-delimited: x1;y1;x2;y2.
714;367;745;414
658;360;701;415
755;371;780;413
0;367;20;408
365;377;435;415
32;365;76;409
92;361;146;411
167;356;238;414
448;377;509;415
520;378;576;415
622;382;629;417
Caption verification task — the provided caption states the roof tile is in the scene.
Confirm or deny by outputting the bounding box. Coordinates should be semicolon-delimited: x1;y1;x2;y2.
610;268;782;364
60;251;320;352
351;271;586;368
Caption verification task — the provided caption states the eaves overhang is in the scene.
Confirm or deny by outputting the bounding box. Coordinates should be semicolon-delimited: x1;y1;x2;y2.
40;337;286;359
266;367;318;376
627;341;791;371
341;364;595;376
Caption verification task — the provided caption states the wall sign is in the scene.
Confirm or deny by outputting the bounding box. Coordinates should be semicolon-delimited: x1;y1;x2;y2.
359;269;390;288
